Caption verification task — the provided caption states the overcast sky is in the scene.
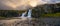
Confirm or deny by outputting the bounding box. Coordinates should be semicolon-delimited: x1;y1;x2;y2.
0;0;60;10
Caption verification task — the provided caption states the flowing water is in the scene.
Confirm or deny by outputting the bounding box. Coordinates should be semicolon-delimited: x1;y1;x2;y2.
27;9;32;18
21;9;32;18
21;12;26;17
21;9;32;26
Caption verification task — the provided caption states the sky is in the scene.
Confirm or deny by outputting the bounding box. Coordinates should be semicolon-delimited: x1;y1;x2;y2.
0;0;60;10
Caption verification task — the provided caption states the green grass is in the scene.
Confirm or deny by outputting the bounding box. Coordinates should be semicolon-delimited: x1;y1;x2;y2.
0;13;60;19
42;13;60;17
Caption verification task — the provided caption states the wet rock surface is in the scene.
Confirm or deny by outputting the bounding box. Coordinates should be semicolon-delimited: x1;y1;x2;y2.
0;17;60;26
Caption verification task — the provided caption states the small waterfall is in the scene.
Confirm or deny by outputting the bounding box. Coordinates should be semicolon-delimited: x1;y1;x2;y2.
27;9;32;18
21;9;32;18
21;12;26;17
21;9;32;26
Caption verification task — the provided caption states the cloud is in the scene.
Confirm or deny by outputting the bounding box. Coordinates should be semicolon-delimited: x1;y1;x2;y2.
0;0;60;10
43;0;60;4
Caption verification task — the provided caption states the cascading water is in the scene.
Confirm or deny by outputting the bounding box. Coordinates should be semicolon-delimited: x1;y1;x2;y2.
13;9;32;26
27;9;32;26
21;9;32;18
27;9;32;18
21;12;26;17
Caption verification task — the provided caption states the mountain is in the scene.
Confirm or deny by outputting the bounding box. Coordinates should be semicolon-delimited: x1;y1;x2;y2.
32;3;60;17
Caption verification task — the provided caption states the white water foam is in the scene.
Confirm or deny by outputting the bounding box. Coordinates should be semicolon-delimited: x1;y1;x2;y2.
27;9;32;18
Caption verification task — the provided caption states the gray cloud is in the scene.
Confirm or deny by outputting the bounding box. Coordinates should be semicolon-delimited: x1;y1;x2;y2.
0;0;60;10
46;0;60;4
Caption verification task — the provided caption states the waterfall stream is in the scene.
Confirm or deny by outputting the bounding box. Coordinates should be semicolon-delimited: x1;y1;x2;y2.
21;9;32;18
20;9;32;26
21;12;26;17
27;9;32;18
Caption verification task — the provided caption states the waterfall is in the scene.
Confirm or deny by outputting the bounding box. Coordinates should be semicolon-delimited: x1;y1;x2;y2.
21;12;26;17
21;9;32;18
27;9;32;18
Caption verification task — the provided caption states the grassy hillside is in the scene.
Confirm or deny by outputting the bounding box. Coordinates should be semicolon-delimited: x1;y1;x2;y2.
41;13;60;17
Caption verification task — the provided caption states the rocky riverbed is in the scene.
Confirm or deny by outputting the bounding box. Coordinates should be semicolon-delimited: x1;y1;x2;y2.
0;17;60;26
